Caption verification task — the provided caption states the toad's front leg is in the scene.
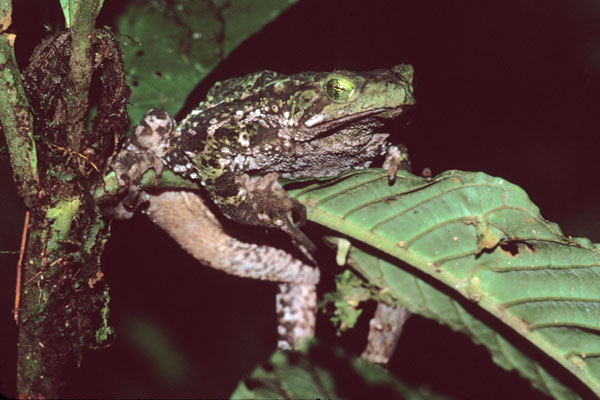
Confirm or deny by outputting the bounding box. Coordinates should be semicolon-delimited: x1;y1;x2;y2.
211;172;316;254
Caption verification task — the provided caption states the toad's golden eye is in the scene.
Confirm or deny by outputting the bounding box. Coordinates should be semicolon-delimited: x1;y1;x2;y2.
325;78;355;102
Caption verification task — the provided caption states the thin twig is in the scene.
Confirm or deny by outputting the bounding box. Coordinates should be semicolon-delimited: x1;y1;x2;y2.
23;271;42;287
48;142;99;172
14;210;30;324
23;257;65;287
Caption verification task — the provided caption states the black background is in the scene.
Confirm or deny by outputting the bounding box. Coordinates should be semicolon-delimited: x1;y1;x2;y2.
2;0;600;398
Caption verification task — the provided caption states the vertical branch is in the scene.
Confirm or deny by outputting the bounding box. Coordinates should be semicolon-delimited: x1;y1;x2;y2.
0;0;39;207
66;0;101;153
11;1;121;398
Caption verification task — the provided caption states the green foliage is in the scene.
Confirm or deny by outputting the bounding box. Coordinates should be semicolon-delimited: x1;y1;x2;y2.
116;0;297;124
284;168;600;398
321;270;370;333
230;341;448;400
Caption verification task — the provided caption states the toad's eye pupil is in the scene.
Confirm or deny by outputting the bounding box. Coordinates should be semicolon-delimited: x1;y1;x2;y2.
325;78;355;101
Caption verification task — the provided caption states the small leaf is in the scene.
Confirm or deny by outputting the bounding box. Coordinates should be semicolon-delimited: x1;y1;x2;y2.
59;0;76;28
59;0;103;29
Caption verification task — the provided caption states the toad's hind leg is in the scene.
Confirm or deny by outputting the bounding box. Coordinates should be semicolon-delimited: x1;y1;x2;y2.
276;283;317;350
361;303;411;364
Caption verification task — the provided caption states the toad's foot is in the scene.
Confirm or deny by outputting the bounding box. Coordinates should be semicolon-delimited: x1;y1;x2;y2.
383;144;411;185
106;109;176;218
229;173;316;254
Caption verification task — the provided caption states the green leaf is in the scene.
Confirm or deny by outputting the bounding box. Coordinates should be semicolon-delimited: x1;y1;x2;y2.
287;169;600;398
115;0;297;125
230;342;448;400
60;0;104;29
60;0;76;28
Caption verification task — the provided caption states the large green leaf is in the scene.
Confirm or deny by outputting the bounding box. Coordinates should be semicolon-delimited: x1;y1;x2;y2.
115;0;297;124
286;169;600;398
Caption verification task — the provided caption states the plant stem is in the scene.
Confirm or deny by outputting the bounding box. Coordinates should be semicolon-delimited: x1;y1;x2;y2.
0;0;39;207
66;0;101;154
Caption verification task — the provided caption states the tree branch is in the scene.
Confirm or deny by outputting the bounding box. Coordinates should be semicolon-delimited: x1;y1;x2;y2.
0;0;39;207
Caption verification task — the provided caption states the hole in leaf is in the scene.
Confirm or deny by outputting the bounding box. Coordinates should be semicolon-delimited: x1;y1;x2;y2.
498;241;535;257
524;242;535;252
499;241;519;257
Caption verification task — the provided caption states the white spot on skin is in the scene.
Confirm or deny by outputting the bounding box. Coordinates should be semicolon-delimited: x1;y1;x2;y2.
231;154;246;170
257;213;270;222
207;117;231;136
218;158;231;168
239;132;250;147
282;306;295;320
236;187;247;200
305;113;326;127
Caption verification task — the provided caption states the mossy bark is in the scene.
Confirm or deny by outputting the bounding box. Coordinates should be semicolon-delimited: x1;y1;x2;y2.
0;1;129;397
16;203;112;398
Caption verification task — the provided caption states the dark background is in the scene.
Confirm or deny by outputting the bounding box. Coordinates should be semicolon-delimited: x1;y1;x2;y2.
2;0;600;398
